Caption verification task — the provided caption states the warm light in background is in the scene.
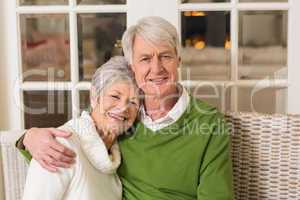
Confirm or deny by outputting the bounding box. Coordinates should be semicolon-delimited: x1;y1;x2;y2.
194;41;205;49
225;39;231;49
183;11;206;17
192;11;206;17
183;11;192;17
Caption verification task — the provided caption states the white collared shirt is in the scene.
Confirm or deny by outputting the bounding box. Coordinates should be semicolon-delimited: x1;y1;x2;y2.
140;85;190;131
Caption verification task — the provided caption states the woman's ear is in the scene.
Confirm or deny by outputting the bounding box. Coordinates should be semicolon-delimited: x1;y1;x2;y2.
90;86;98;109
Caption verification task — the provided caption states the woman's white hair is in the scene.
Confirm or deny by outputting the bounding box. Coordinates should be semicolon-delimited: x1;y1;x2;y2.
122;16;180;65
90;56;138;104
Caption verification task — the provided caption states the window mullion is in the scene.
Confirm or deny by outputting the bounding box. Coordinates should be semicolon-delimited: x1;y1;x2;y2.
69;0;80;117
230;0;238;112
288;0;300;114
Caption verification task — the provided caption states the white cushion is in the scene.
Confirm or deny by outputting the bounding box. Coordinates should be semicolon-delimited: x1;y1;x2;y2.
0;131;28;200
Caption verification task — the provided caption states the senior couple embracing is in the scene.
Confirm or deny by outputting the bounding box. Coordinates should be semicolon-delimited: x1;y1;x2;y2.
16;16;234;200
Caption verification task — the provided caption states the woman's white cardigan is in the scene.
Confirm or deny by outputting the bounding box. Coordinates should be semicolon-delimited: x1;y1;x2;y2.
23;111;122;200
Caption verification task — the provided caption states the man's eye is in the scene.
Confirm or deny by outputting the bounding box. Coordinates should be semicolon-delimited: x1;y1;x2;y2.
141;57;150;62
162;55;172;59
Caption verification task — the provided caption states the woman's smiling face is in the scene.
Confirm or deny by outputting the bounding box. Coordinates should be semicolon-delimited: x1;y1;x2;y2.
91;80;140;137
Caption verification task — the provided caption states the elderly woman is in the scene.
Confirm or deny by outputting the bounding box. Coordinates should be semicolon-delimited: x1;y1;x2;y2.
22;56;140;200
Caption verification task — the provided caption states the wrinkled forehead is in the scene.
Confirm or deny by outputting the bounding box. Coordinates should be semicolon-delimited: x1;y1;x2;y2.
101;79;139;95
133;34;177;55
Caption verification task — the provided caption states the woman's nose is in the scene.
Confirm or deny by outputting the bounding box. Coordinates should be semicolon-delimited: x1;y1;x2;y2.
115;99;130;113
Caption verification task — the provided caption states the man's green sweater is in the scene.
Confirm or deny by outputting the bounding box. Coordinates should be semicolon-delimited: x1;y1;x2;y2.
117;96;234;200
17;96;234;200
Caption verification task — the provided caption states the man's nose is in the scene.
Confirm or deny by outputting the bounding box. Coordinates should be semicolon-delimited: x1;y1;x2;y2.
150;56;164;74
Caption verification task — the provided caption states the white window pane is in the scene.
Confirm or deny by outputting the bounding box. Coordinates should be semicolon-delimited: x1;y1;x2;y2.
79;90;90;113
182;0;230;3
181;11;231;81
20;0;68;5
189;84;231;112
23;91;72;129
240;0;287;2
238;11;288;80
20;14;70;81
77;13;126;81
77;0;126;5
237;86;287;114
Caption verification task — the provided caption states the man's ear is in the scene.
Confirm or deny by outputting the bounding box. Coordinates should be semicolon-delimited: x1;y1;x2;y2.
129;64;136;73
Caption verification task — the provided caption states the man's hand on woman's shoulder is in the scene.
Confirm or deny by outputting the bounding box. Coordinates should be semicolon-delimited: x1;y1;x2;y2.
24;128;76;172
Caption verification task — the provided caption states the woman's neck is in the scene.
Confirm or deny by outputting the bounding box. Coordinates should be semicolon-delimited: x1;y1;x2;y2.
90;111;117;150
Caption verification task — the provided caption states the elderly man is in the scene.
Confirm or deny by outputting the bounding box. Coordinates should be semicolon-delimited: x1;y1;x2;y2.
17;16;234;200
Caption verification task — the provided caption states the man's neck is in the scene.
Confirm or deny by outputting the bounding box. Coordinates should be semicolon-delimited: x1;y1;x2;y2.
143;87;182;121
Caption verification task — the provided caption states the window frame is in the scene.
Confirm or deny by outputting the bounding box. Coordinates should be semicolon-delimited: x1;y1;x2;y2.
3;0;300;130
178;0;290;113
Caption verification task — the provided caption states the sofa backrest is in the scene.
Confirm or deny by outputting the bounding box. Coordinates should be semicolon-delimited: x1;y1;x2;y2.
0;131;28;200
0;112;300;200
226;112;300;199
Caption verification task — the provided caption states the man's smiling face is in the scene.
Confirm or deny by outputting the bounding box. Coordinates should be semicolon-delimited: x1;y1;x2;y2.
130;35;180;98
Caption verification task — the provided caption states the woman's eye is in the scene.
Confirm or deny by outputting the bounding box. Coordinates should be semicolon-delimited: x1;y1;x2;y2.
129;101;138;106
110;95;120;99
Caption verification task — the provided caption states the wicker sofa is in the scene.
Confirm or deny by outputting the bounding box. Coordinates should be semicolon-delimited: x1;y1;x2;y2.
0;112;299;200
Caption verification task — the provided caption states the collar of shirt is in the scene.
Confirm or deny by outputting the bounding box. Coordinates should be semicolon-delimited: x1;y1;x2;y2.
139;85;190;131
64;111;121;174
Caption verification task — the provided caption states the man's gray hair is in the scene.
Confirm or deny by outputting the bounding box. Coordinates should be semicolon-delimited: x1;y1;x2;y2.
90;56;138;101
122;16;180;64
